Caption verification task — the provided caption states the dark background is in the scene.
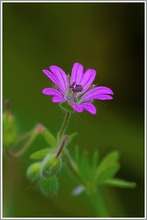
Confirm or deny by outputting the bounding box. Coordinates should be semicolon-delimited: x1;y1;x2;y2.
3;2;144;217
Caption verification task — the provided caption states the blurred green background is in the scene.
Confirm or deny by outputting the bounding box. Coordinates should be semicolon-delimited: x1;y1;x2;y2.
3;2;144;217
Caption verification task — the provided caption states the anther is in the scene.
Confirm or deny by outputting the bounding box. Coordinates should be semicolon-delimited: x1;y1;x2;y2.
69;81;76;89
74;97;78;102
75;84;83;92
66;95;72;100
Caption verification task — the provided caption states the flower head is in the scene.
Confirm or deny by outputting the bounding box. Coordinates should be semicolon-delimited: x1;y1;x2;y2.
42;63;114;114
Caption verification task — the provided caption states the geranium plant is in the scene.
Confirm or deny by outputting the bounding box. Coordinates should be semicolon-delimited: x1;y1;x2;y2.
3;62;136;217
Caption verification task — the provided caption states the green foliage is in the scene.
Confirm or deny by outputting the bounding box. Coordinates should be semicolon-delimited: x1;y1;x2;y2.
3;111;18;149
103;178;136;188
40;176;59;196
43;129;57;148
30;148;56;160
72;148;136;192
67;133;77;145
74;147;99;183
26;162;41;181
95;151;120;184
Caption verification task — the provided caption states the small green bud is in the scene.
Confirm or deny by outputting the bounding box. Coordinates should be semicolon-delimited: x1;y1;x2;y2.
3;111;18;149
40;154;62;178
27;162;41;181
40;176;58;196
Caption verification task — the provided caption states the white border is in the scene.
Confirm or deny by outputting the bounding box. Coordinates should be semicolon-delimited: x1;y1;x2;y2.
144;0;146;219
1;1;146;219
0;0;146;2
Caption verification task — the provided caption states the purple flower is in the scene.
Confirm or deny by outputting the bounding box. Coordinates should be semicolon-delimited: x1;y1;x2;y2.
42;63;114;114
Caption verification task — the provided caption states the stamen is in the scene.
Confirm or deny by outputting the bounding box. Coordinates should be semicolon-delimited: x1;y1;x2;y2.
69;82;83;92
68;82;83;102
66;95;72;100
75;84;83;92
74;97;78;102
69;81;76;89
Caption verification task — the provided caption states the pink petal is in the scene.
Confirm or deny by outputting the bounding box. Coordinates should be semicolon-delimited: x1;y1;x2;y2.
42;88;62;97
42;69;66;95
70;103;84;113
81;102;96;114
42;69;57;85
42;88;66;102
70;63;84;85
50;65;69;95
52;96;66;103
94;95;113;100
80;69;96;94
81;86;114;102
70;102;96;114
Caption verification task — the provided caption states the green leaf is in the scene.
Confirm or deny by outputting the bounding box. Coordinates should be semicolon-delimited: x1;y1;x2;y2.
75;146;79;164
67;132;77;144
103;178;136;188
79;150;91;180
96;164;120;184
73;148;96;182
30;148;56;160
95;151;120;183
92;150;99;170
42;129;56;148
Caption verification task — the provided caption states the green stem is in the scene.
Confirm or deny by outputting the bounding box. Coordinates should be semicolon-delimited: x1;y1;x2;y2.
64;148;109;217
58;111;71;140
64;148;86;185
87;187;109;217
6;130;38;158
13;131;33;148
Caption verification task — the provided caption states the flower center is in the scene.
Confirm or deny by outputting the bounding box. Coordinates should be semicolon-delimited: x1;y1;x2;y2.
66;82;83;102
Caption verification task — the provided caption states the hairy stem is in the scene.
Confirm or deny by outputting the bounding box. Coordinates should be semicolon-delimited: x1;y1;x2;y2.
6;131;38;158
58;111;71;140
5;124;45;158
14;131;33;147
55;135;69;158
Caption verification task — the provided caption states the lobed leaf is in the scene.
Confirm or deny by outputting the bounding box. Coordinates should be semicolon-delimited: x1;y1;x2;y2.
92;150;99;170
73;148;97;182
103;178;136;188
96;163;120;184
95;151;120;183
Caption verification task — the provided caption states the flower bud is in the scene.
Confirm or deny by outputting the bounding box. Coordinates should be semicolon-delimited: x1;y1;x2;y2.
3;111;18;149
40;154;62;178
40;176;58;196
26;162;41;181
